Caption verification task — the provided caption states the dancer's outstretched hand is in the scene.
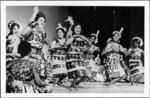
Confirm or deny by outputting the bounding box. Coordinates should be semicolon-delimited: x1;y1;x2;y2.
33;6;39;13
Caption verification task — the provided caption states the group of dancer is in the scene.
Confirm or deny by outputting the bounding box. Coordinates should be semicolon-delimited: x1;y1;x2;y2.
6;7;144;93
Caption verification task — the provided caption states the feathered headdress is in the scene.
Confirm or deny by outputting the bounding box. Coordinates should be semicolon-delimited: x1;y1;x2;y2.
65;16;74;26
132;36;143;47
112;27;124;39
56;23;67;33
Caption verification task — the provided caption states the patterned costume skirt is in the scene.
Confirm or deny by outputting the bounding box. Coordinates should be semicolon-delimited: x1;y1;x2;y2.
6;57;35;93
6;55;53;93
129;59;144;83
105;52;126;79
50;47;68;86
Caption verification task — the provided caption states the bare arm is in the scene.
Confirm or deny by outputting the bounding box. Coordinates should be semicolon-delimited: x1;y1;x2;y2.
33;68;48;87
66;36;74;46
30;6;39;22
126;48;132;56
21;26;32;37
101;43;111;55
21;7;39;37
50;40;56;49
119;44;128;55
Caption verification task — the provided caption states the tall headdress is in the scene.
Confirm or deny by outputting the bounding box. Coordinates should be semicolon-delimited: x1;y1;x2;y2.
65;16;74;26
112;27;124;39
56;23;67;33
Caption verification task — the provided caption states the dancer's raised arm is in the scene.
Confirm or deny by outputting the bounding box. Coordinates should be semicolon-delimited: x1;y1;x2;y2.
21;7;39;36
30;6;39;22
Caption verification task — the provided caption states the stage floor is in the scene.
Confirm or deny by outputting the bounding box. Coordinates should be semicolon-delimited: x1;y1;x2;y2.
52;82;144;93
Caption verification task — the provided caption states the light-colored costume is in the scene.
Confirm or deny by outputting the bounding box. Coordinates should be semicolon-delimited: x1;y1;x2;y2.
104;41;126;79
103;28;127;80
128;37;144;83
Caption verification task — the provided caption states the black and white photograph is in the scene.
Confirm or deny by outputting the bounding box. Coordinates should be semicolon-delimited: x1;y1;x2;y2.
1;1;150;97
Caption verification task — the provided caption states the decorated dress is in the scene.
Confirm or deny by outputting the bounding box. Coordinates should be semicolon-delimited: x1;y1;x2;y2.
128;47;144;83
50;38;68;85
6;33;22;93
103;41;127;80
66;34;90;81
21;23;53;93
85;44;102;81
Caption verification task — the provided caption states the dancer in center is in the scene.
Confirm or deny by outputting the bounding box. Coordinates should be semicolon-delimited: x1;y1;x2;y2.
65;16;91;89
102;27;129;84
50;23;69;87
85;30;101;82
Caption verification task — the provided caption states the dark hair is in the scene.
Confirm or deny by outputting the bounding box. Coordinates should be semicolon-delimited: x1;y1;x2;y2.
56;28;66;38
133;39;140;44
72;22;81;34
132;39;140;48
7;22;20;38
91;35;96;39
8;22;20;31
56;28;65;34
34;11;46;22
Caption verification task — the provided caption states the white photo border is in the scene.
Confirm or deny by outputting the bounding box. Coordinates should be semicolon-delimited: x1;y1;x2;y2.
1;1;150;97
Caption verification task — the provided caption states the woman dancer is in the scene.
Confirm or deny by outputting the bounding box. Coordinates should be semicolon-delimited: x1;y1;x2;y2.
6;21;22;93
102;27;128;84
128;36;144;85
21;6;53;93
85;30;103;82
6;21;21;57
50;23;69;87
65;16;90;89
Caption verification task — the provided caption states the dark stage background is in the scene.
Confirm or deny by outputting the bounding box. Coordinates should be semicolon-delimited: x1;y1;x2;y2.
7;6;144;50
68;7;144;50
